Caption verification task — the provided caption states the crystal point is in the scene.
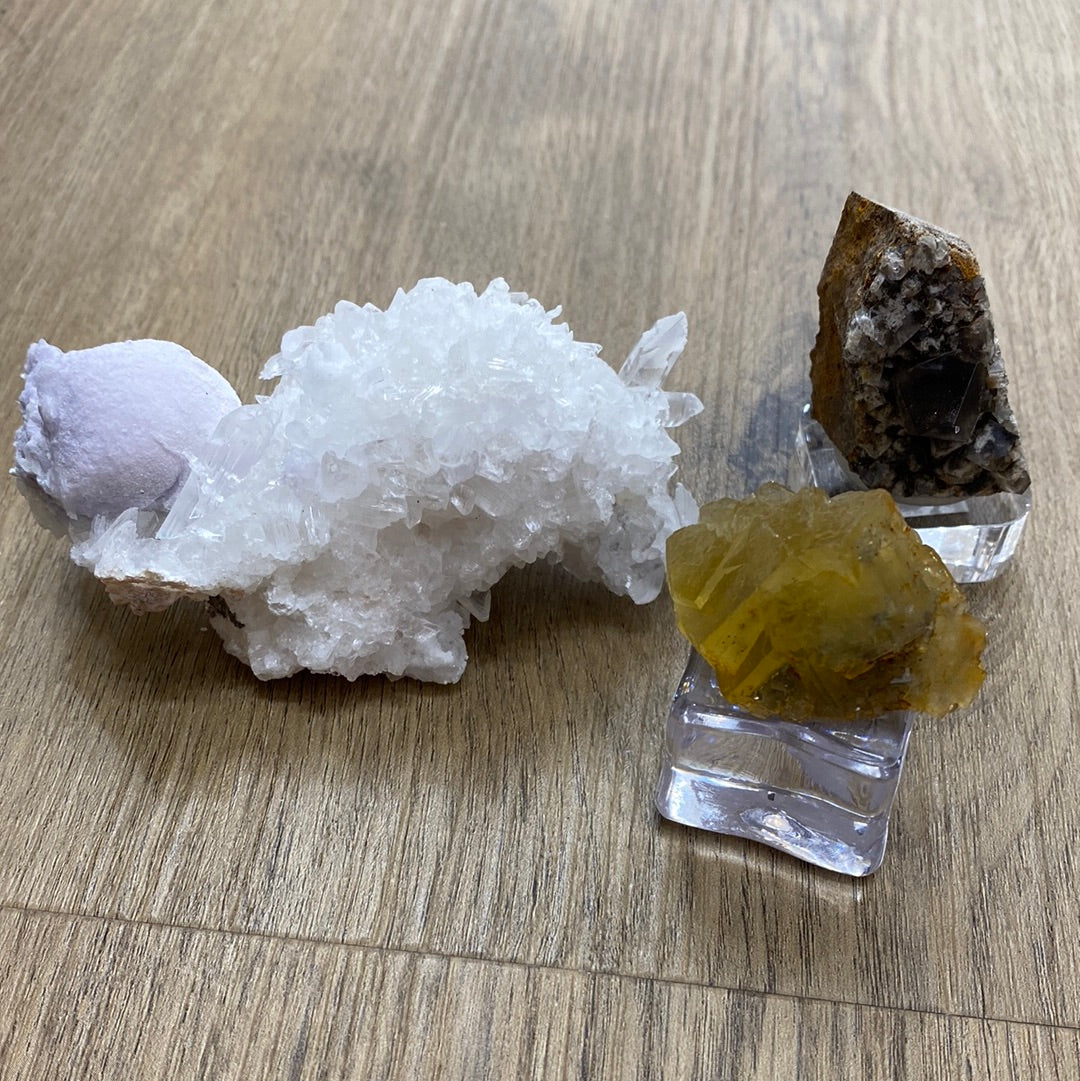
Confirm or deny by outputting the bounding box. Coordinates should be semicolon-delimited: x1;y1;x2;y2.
810;193;1029;500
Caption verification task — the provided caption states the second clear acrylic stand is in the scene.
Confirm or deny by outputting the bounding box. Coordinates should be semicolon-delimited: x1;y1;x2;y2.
655;405;1020;875
789;405;1030;583
655;651;914;877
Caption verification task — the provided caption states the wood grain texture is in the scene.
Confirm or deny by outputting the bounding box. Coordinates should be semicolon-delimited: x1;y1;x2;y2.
2;906;1079;1081
1;0;1079;1076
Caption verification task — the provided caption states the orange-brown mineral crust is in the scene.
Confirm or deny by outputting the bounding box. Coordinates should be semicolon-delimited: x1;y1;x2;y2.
666;484;986;722
811;192;1029;499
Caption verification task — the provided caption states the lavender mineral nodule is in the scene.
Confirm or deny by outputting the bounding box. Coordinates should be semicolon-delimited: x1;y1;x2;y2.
13;338;241;526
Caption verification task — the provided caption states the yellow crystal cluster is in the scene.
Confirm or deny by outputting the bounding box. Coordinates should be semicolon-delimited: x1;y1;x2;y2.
666;484;986;721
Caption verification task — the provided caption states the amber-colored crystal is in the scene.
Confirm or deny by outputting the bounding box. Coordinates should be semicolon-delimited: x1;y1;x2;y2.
666;484;986;721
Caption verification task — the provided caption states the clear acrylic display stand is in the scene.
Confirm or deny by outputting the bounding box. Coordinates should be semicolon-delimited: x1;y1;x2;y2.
656;650;913;876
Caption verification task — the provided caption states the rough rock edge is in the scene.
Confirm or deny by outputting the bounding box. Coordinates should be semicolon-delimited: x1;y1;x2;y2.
98;575;211;614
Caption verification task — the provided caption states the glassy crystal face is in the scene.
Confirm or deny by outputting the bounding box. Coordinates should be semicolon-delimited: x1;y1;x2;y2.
894;357;986;441
656;651;913;876
665;484;986;722
791;405;1030;583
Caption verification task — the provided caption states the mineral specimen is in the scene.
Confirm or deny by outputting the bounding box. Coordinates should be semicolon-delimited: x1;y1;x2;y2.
14;339;240;526
810;192;1029;499
16;278;701;683
666;484;986;722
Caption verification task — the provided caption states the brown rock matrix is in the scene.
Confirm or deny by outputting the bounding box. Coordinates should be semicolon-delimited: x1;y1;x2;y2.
810;192;1030;499
666;484;986;722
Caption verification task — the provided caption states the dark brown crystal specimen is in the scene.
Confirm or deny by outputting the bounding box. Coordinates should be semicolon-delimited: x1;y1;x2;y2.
810;192;1030;499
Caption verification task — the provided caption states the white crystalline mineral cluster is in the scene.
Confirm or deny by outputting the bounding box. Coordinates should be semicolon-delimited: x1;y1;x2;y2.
15;278;701;683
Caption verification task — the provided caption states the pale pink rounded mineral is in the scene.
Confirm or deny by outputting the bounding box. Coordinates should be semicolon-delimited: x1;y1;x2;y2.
14;339;240;520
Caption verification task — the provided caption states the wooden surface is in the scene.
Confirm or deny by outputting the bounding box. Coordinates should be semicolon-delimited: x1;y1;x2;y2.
1;0;1078;1077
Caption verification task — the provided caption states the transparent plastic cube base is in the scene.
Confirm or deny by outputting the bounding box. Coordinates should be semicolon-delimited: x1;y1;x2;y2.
656;651;914;876
789;404;1030;583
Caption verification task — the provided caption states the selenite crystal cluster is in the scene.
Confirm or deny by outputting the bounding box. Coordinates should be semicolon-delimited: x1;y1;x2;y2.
14;278;701;683
811;193;1029;499
666;484;986;722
